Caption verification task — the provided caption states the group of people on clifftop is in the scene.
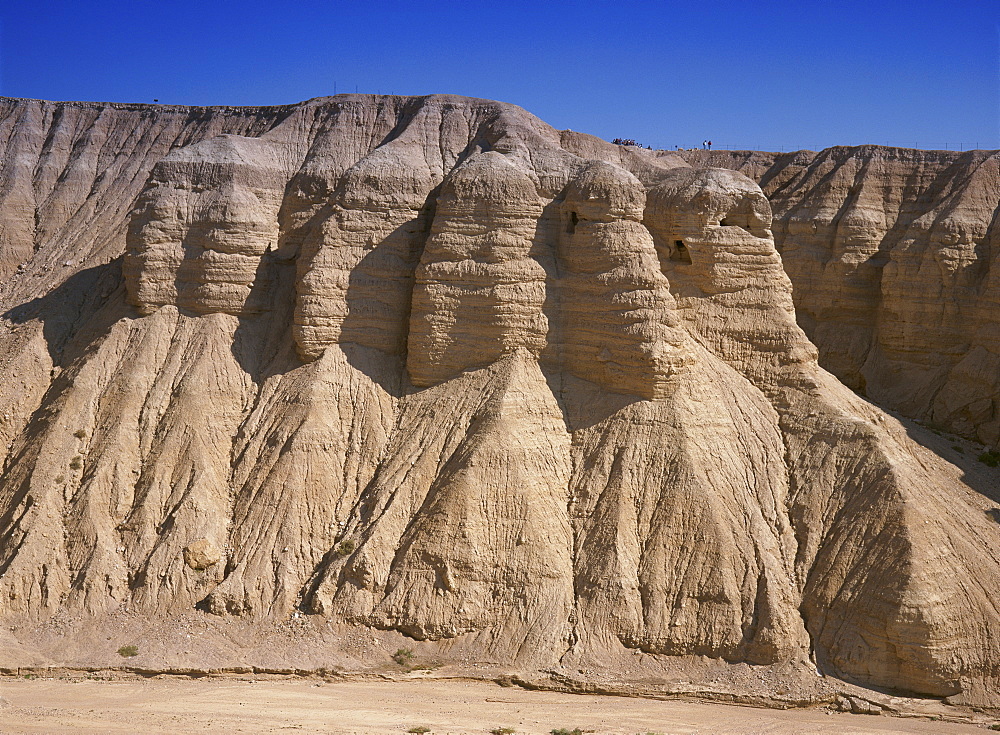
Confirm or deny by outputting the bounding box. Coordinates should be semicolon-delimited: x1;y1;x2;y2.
612;137;652;148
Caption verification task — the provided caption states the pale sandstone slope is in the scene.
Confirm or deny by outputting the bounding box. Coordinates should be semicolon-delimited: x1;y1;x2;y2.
683;146;1000;450
0;96;998;707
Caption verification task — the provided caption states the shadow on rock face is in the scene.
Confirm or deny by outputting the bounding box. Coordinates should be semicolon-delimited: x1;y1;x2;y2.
900;417;1000;507
2;259;130;369
228;251;302;383
338;206;434;397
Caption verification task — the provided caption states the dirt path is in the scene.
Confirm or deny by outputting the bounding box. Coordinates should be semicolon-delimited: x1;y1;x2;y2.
0;677;987;734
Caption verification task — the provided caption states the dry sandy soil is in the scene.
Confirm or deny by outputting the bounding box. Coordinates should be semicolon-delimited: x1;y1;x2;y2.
0;677;989;734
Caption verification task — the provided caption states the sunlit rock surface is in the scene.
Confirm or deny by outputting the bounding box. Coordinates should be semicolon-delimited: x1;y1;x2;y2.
0;95;998;706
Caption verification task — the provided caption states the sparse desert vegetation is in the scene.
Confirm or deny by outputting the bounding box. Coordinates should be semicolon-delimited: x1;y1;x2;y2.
979;451;1000;467
393;648;415;666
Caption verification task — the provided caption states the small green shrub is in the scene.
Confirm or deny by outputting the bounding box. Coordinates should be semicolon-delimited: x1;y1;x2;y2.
117;644;139;657
491;728;516;735
393;647;414;665
334;539;356;557
979;451;1000;467
988;724;1000;731
550;729;583;735
407;728;431;734
69;456;83;470
73;429;87;439
951;444;964;453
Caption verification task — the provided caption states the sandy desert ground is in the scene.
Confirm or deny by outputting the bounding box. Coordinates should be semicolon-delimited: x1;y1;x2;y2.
0;677;990;734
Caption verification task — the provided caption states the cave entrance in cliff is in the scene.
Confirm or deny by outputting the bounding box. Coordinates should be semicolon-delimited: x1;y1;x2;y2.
673;239;691;263
566;211;578;234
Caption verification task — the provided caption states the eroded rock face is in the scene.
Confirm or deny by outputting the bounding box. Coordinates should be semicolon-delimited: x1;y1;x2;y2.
685;147;1000;450
125;136;294;316
558;162;685;400
1;95;999;705
407;152;550;386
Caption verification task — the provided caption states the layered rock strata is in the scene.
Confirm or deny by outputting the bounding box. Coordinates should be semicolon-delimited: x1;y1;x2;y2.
682;146;1000;450
0;95;998;706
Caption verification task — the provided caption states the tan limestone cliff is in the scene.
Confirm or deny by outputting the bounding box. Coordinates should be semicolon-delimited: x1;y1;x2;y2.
0;95;998;708
683;146;1000;451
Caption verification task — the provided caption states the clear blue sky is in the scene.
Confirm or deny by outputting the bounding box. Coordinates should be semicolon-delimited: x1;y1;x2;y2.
1;0;997;151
